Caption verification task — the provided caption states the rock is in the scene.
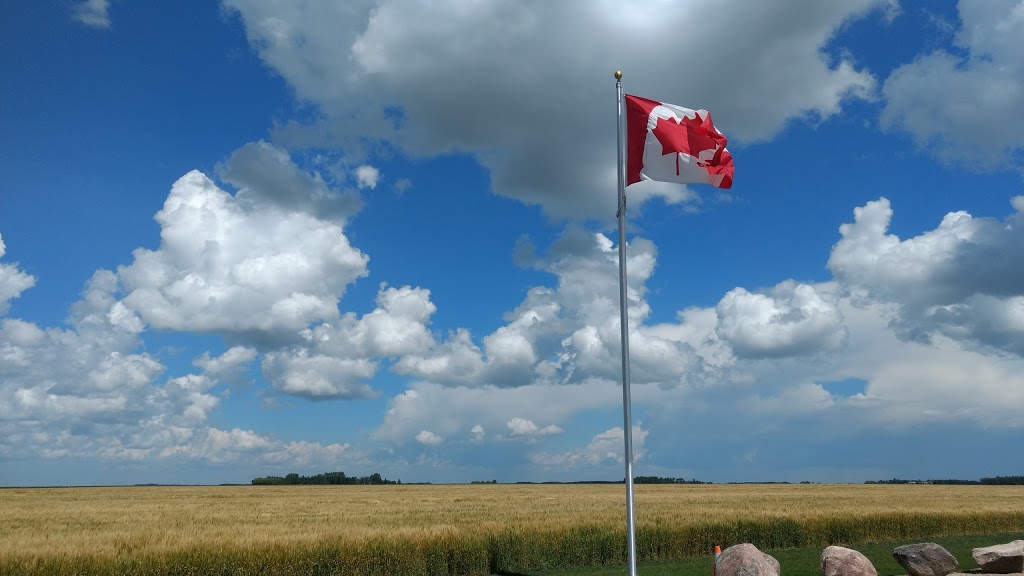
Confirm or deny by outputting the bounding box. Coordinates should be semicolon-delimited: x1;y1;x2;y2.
716;543;781;576
821;545;877;576
892;543;958;576
972;540;1024;574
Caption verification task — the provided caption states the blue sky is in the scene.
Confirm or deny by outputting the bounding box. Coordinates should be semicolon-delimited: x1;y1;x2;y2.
2;0;1024;487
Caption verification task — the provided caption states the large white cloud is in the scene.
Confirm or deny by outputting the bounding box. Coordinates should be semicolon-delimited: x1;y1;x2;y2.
371;195;1024;477
261;350;378;400
0;285;364;469
716;280;846;358
0;270;165;459
639;294;1024;483
118;163;369;336
117;146;445;401
859;336;1024;429
0;226;367;471
828;196;1024;354
777;298;1024;430
224;0;884;218
12;182;1024;482
0;272;152;428
393;228;717;389
882;0;1024;168
260;284;436;399
0;234;36;315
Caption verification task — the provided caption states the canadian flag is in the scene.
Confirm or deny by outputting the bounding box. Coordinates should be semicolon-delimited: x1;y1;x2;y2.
625;94;734;189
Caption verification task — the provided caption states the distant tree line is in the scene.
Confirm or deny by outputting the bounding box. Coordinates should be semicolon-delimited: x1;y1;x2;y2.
634;476;709;484
981;476;1024;485
514;480;621;485
251;472;399;485
865;476;1024;485
511;477;708;485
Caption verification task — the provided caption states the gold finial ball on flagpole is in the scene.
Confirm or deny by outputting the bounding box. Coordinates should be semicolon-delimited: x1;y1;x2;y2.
614;70;622;80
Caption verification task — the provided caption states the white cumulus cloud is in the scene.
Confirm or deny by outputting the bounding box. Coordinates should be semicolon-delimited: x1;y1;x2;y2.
716;281;846;358
262;350;378;400
224;0;884;218
0;234;36;315
882;0;1024;169
394;227;717;389
828;197;1024;354
117;169;369;336
260;284;436;400
0;220;375;469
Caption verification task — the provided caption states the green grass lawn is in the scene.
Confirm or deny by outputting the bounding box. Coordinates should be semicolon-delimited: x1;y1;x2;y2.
518;531;1024;576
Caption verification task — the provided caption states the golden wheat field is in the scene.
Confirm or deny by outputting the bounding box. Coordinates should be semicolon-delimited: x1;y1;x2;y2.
2;483;1023;575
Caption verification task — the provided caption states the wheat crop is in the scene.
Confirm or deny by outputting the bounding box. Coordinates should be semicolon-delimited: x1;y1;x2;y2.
1;483;1021;575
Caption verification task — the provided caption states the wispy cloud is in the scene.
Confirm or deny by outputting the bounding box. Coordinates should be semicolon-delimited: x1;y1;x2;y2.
73;0;112;29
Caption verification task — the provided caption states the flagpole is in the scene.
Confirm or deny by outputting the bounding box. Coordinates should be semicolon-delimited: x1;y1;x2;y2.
614;69;638;576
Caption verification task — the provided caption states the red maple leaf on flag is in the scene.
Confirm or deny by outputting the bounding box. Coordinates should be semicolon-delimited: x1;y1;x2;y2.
651;114;728;176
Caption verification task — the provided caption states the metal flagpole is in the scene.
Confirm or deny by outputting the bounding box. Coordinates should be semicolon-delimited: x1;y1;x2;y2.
614;70;638;576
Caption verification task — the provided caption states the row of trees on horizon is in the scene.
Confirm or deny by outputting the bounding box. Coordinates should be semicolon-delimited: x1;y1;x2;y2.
865;476;1024;485
250;472;1024;486
251;472;399;485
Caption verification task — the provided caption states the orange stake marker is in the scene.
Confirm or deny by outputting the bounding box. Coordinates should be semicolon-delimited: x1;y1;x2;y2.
713;545;722;576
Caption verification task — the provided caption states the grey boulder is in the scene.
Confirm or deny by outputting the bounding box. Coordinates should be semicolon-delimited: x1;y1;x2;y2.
971;540;1024;574
892;543;958;576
